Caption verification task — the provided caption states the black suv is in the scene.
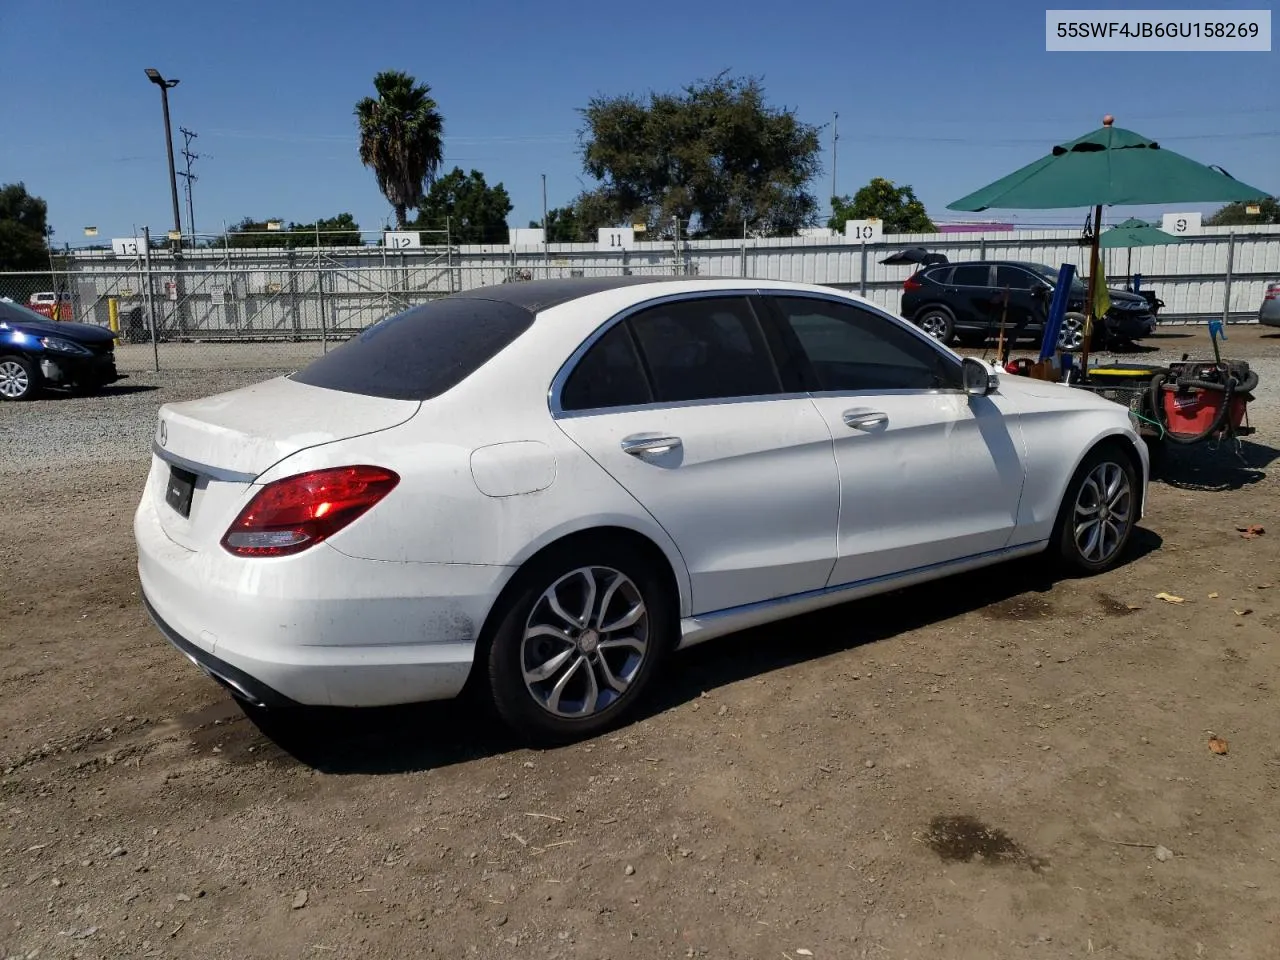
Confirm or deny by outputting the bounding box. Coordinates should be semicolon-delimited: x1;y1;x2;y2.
900;260;1157;350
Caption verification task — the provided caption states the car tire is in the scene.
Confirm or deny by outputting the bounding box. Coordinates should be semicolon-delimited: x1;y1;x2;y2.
485;540;675;744
0;355;40;401
916;306;956;344
1052;443;1138;575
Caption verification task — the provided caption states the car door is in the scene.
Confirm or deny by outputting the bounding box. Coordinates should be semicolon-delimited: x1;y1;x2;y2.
764;293;1028;588
993;265;1048;339
552;293;840;615
945;263;997;328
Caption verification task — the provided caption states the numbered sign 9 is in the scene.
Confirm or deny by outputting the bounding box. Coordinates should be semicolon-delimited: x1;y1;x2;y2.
111;237;146;258
843;219;883;243
1160;212;1202;236
597;227;635;251
384;231;422;249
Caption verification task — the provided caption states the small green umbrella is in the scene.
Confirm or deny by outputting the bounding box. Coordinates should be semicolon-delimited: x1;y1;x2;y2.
1101;217;1184;283
1099;217;1182;249
948;116;1270;368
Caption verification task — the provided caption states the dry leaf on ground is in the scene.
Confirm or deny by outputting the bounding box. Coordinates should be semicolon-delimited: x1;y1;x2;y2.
1237;524;1265;540
1156;592;1185;604
1208;592;1219;599
1208;737;1229;755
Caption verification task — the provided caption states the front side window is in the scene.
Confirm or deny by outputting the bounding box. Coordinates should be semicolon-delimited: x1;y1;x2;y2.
626;297;782;403
994;266;1040;290
770;297;960;392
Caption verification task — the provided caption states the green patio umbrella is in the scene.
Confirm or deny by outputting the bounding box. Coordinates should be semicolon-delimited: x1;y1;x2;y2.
948;116;1270;368
1099;217;1182;249
1101;217;1184;290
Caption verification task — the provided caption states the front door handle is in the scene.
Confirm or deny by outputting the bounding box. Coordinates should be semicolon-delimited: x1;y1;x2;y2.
842;408;888;430
621;435;683;457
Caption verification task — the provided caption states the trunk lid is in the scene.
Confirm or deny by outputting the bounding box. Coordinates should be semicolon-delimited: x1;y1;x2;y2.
150;376;418;551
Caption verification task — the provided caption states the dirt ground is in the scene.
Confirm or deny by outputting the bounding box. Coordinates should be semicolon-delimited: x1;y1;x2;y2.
3;326;1279;960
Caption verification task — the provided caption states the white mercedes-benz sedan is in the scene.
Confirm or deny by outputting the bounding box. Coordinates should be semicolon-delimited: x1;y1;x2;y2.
135;277;1148;741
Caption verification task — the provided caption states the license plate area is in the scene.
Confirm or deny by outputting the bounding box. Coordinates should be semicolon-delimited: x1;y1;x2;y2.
165;465;197;518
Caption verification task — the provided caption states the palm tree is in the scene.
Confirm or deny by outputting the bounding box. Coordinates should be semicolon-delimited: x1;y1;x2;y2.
355;71;444;229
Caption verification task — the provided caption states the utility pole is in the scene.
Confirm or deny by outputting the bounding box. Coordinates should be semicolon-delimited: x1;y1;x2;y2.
144;69;183;252
831;111;839;216
177;127;202;239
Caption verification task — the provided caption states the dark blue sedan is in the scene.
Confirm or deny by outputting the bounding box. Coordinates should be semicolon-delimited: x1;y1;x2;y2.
0;298;120;400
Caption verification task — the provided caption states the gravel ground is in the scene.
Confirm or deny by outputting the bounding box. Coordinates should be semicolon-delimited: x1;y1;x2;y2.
2;326;1279;959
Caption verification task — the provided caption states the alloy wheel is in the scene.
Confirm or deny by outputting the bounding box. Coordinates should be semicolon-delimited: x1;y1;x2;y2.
520;566;649;718
0;360;30;399
919;313;949;341
1073;461;1132;564
1057;315;1086;351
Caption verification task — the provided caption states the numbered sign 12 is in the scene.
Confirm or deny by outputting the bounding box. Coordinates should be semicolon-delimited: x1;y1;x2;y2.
844;219;883;243
111;237;147;258
1161;212;1202;236
597;227;635;251
384;231;422;249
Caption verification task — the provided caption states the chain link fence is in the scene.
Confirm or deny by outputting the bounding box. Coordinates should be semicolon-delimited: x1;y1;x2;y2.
5;224;1278;374
0;256;688;374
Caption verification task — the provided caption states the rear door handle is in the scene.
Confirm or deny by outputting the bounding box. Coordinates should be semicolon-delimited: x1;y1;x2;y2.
621;435;683;456
842;408;888;430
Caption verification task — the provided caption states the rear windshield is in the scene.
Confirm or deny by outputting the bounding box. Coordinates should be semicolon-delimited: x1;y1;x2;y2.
290;297;534;401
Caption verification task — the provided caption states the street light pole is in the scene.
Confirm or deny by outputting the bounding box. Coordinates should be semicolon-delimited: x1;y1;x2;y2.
145;68;183;251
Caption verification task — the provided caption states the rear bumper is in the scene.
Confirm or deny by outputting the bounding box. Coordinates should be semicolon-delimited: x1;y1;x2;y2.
134;491;512;707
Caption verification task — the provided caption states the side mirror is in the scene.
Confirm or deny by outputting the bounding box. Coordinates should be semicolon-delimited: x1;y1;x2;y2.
962;356;997;397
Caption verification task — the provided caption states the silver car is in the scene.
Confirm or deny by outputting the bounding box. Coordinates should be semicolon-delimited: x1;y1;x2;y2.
1262;281;1280;327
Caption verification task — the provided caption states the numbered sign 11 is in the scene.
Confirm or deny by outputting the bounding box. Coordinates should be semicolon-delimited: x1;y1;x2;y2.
1161;212;1202;236
597;227;635;251
384;231;422;249
843;219;883;243
111;237;147;258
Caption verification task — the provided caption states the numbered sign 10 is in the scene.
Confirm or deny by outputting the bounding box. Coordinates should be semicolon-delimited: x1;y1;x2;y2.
384;231;422;249
843;219;883;243
597;227;635;251
111;237;147;258
1161;212;1202;236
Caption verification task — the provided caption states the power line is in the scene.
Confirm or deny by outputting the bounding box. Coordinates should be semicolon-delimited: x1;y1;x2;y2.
177;127;206;236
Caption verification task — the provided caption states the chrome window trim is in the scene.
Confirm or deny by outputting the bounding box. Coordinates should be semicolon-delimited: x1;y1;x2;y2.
546;286;967;419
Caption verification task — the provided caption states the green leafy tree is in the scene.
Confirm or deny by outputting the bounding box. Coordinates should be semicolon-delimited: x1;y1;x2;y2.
226;213;361;249
414;168;512;244
0;182;51;271
534;193;617;242
1206;196;1280;226
828;178;936;234
578;73;822;238
356;71;444;229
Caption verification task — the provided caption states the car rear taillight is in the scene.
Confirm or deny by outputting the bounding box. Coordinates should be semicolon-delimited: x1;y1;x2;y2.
903;275;923;292
221;465;399;557
1265;283;1280;300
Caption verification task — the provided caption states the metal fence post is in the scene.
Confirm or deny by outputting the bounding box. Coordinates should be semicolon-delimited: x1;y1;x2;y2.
317;262;328;353
141;226;159;372
859;243;868;297
979;238;987;261
1222;231;1236;324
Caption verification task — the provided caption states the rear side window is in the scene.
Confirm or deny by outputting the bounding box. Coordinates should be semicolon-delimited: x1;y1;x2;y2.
291;297;533;400
951;265;991;286
560;323;652;411
627;297;782;403
922;266;952;283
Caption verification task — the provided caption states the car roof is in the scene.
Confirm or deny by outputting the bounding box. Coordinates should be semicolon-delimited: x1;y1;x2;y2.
445;276;674;313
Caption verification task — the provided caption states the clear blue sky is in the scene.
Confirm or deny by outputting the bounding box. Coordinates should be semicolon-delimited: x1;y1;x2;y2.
4;0;1276;245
